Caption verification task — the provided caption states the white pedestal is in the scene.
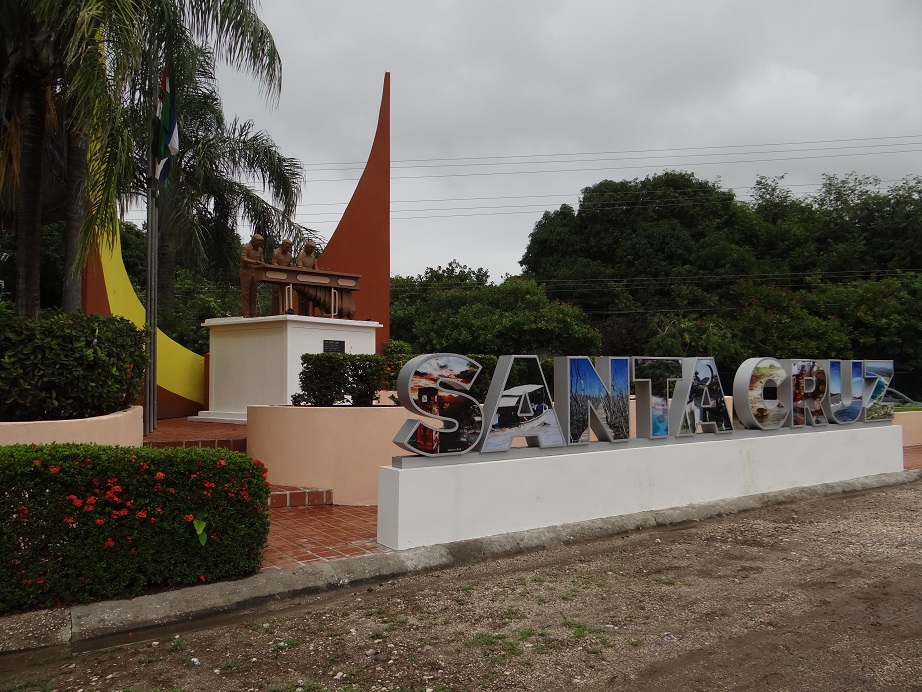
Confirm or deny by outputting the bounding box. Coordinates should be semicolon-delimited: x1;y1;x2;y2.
377;424;904;550
192;315;382;422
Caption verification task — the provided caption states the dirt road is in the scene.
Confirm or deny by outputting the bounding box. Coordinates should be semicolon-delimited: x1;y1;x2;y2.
2;479;921;691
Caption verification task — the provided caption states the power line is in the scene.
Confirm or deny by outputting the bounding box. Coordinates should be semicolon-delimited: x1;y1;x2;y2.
301;134;922;167
304;147;922;183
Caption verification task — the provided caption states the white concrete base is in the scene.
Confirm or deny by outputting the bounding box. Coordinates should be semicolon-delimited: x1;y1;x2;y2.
377;424;904;550
191;315;382;422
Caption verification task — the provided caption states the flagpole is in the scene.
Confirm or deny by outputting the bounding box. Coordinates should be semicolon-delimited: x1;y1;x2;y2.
144;77;159;435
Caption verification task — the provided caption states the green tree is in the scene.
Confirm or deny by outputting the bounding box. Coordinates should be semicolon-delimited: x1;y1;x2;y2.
1;0;284;316
392;269;601;357
391;260;491;345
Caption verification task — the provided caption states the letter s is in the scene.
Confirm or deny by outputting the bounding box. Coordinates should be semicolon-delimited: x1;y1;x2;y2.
393;354;484;456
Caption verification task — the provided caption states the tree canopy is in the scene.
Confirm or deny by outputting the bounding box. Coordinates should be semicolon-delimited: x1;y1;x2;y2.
520;171;922;393
390;261;601;357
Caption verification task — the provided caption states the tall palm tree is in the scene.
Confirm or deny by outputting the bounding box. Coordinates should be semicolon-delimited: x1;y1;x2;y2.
1;0;284;316
135;38;310;315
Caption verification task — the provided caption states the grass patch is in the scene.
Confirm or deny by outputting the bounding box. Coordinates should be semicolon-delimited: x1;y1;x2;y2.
650;575;679;586
504;607;525;620
471;632;507;646
563;620;589;638
272;637;302;652
218;658;253;674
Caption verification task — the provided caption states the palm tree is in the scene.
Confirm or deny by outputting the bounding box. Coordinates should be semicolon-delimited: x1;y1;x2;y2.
1;0;284;316
135;39;310;315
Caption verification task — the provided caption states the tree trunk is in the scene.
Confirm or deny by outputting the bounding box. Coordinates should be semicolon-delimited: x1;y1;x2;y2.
15;82;46;318
62;116;87;313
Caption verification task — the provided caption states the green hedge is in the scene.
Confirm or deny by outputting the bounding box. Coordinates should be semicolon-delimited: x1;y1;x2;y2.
0;444;270;612
292;353;387;406
0;311;146;422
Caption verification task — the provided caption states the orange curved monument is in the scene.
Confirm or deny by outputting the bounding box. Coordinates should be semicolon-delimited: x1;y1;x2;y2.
318;73;391;353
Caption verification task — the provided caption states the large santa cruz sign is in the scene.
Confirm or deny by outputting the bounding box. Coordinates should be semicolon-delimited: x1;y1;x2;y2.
393;354;895;458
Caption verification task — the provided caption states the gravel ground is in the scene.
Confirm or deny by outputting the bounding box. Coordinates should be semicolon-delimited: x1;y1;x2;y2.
2;479;921;691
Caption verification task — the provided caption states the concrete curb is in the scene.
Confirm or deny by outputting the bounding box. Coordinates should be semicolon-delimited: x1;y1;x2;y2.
4;469;921;655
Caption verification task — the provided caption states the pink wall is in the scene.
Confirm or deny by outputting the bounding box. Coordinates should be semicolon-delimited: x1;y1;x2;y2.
247;405;408;506
0;406;143;447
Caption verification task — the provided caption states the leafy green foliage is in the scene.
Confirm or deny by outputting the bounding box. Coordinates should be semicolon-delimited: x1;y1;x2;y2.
292;354;386;407
0;311;146;421
521;171;922;395
382;340;415;390
156;269;241;355
0;445;270;611
391;263;601;358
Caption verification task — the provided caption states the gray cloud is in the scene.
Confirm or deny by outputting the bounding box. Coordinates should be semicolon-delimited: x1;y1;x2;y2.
196;0;922;280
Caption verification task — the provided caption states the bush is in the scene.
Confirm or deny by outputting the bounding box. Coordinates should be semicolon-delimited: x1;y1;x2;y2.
292;353;387;406
0;444;270;612
0;311;146;422
383;339;415;390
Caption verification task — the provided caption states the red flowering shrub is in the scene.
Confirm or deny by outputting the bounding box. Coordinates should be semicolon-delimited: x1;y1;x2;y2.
0;444;270;612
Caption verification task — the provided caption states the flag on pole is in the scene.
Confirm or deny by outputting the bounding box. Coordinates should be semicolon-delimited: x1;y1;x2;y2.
154;67;179;186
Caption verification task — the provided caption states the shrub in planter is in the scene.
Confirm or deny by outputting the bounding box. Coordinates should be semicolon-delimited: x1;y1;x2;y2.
383;339;415;390
0;311;146;422
292;353;387;406
0;444;269;612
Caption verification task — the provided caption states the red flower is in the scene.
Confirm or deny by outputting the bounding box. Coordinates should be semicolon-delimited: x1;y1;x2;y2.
32;460;41;466
17;506;28;517
217;459;226;467
67;495;83;508
104;538;116;548
63;517;75;524
96;518;105;525
184;514;195;522
199;574;206;582
49;466;61;474
135;510;147;519
155;471;165;480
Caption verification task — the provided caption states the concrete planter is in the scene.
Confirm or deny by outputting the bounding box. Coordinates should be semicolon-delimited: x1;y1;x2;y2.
895;409;922;446
247;404;409;506
0;406;143;447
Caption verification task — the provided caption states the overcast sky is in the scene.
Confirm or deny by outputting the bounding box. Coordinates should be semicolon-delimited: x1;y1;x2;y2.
200;0;922;281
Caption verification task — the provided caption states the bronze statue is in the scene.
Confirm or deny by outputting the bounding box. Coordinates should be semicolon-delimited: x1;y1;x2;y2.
270;238;295;314
239;233;264;317
294;241;329;316
292;240;357;319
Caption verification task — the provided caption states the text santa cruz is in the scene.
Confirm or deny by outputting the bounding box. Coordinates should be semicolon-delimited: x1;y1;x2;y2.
393;354;895;458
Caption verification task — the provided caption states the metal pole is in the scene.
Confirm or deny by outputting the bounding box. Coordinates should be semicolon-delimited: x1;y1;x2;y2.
144;102;159;434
